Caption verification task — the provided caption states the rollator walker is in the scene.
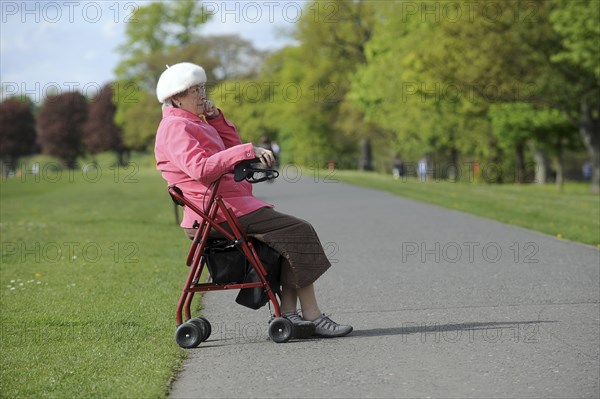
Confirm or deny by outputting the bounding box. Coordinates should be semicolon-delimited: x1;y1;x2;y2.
167;159;293;348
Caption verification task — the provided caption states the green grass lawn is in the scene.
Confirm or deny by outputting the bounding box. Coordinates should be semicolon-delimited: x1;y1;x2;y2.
333;170;600;247
1;160;192;398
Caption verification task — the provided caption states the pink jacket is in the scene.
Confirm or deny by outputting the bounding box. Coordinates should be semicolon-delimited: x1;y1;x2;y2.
155;106;272;227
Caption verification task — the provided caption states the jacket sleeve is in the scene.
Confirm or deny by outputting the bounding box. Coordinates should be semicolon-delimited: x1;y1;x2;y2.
161;119;255;184
207;111;244;149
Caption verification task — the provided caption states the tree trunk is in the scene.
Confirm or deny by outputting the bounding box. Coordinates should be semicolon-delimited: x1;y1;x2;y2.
449;147;459;181
579;100;600;194
359;138;372;171
554;149;564;192
515;143;526;183
528;141;548;185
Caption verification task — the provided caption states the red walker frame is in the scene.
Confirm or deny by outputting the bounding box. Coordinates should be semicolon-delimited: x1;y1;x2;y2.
168;175;291;347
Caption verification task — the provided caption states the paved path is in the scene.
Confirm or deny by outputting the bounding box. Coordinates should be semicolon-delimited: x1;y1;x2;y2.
169;175;599;398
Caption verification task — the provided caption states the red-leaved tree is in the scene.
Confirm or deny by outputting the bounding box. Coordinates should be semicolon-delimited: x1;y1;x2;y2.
37;91;88;168
0;97;37;173
83;84;128;164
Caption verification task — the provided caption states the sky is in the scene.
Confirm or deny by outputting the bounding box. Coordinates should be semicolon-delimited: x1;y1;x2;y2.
0;1;306;104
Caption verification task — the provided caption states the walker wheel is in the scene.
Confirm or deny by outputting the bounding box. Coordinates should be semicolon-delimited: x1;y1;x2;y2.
189;317;211;342
175;322;205;348
268;318;293;343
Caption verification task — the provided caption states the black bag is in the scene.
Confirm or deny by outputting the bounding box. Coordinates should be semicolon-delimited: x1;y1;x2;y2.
203;240;247;284
202;239;281;309
235;240;281;310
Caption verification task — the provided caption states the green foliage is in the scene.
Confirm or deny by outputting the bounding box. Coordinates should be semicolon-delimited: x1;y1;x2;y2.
115;0;210;81
113;0;211;151
550;0;600;80
110;0;596;185
350;3;492;164
114;85;161;151
489;102;580;175
490;103;541;152
348;0;596;187
215;0;379;166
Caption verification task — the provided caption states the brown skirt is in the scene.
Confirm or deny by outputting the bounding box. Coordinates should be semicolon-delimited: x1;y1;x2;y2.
184;207;331;289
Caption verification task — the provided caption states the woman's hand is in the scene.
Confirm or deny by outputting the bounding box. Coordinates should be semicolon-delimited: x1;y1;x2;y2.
253;146;275;167
203;100;220;119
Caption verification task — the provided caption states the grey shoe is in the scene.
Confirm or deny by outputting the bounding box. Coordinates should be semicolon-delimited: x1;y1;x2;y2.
312;314;353;338
282;311;316;339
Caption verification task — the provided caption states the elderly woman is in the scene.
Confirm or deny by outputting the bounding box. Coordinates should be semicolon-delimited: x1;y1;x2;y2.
154;62;352;338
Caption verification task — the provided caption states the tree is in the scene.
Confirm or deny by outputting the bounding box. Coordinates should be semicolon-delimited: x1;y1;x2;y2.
0;97;37;174
228;0;379;167
113;0;214;151
37;92;87;167
350;2;493;172
550;0;600;80
422;0;599;191
490;103;539;184
115;0;210;84
530;106;581;190
294;0;379;168
549;0;600;192
83;84;128;164
490;103;579;188
114;88;161;151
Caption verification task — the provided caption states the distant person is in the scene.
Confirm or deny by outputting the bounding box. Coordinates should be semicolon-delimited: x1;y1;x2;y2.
257;135;272;150
418;157;427;181
392;156;405;180
271;140;280;168
257;135;276;182
582;161;592;181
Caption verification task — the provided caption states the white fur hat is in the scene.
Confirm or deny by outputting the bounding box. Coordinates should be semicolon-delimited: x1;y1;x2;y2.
156;62;207;103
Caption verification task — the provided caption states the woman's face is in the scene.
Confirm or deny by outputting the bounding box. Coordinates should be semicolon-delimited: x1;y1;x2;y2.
176;84;207;115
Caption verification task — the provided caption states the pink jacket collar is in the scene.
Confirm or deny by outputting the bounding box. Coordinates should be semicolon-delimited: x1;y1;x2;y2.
162;106;203;122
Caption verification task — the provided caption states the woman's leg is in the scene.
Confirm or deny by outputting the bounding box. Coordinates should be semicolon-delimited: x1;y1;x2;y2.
296;284;322;321
279;287;298;314
280;284;322;320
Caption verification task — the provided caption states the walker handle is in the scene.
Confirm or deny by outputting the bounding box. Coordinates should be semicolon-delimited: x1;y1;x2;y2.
233;159;279;183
